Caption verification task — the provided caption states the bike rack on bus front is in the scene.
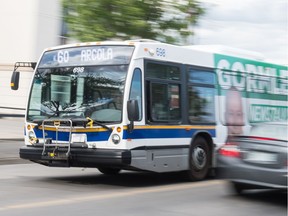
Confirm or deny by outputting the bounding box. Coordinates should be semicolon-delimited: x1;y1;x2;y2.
41;119;73;160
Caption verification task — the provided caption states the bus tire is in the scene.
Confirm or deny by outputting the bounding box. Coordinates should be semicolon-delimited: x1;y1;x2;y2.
98;167;121;175
186;136;210;181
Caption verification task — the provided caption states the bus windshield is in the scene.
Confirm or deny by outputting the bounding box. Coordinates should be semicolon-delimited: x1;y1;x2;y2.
27;45;134;123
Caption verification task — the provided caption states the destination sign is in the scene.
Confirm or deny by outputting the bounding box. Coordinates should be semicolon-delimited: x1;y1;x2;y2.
38;46;134;67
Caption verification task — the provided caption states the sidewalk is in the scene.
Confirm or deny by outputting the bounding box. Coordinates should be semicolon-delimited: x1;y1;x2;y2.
0;117;25;140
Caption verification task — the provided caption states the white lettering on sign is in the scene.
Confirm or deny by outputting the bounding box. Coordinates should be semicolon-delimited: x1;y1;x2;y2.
56;50;69;63
81;48;113;62
216;58;288;95
249;105;287;122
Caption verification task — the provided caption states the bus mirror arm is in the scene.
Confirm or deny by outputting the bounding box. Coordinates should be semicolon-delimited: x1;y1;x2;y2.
127;100;139;133
128;120;134;133
11;62;37;90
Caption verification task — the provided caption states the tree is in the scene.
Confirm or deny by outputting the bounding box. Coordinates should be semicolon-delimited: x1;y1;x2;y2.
62;0;204;44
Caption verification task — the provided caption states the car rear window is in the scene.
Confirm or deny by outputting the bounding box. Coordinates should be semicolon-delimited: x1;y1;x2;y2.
250;124;288;141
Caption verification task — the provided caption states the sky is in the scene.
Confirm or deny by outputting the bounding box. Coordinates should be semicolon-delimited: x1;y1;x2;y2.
193;0;287;64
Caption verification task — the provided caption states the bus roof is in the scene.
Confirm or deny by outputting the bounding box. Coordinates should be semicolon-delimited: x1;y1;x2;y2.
43;39;285;67
184;45;265;61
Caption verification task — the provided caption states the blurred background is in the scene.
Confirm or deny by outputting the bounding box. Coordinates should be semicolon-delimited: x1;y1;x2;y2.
0;0;287;117
0;2;286;214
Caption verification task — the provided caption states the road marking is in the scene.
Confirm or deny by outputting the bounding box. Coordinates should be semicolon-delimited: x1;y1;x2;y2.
0;180;224;211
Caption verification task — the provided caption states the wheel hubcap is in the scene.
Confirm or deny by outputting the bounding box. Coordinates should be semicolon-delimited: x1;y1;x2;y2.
192;146;207;170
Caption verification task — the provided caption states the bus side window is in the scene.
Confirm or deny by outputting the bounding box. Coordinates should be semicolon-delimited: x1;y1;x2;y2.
187;67;216;124
145;61;182;123
149;83;181;122
129;68;142;120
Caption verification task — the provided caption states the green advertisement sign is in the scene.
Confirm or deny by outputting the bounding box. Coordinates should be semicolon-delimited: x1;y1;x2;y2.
214;54;288;123
214;54;288;100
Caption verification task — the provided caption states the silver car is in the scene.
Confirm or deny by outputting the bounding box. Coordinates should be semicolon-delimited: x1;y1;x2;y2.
217;122;288;194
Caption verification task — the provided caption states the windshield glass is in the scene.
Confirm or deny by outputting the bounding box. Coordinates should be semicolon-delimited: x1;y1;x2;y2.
27;45;134;123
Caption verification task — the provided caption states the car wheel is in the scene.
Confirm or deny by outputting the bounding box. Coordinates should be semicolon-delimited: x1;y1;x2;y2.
98;167;121;175
186;137;211;181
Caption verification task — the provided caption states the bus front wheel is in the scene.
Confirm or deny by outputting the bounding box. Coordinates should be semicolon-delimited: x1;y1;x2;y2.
186;137;210;181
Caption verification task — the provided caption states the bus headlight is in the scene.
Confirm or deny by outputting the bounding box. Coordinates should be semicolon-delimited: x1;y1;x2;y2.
28;131;38;144
111;134;121;145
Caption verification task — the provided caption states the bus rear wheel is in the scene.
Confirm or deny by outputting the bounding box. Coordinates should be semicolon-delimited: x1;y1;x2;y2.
98;167;121;175
186;137;210;181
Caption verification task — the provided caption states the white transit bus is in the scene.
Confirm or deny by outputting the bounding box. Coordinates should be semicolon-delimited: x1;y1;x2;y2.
11;40;288;180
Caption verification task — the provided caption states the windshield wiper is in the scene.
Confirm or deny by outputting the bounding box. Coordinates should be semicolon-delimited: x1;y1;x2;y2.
86;117;112;132
50;101;60;117
33;117;112;132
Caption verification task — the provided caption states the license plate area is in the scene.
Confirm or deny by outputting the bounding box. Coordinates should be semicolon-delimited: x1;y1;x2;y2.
243;151;278;164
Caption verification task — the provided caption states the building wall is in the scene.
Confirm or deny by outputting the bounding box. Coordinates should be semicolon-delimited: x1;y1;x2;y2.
0;64;33;116
0;0;61;116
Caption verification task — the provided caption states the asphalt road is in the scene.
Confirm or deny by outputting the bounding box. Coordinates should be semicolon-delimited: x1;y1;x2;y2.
0;163;287;216
0;118;287;216
0;140;27;165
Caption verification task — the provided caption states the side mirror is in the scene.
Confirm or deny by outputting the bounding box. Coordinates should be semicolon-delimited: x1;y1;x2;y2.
11;71;20;90
127;99;139;132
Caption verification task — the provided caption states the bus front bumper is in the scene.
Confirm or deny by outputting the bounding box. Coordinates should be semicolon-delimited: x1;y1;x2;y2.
19;145;132;168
